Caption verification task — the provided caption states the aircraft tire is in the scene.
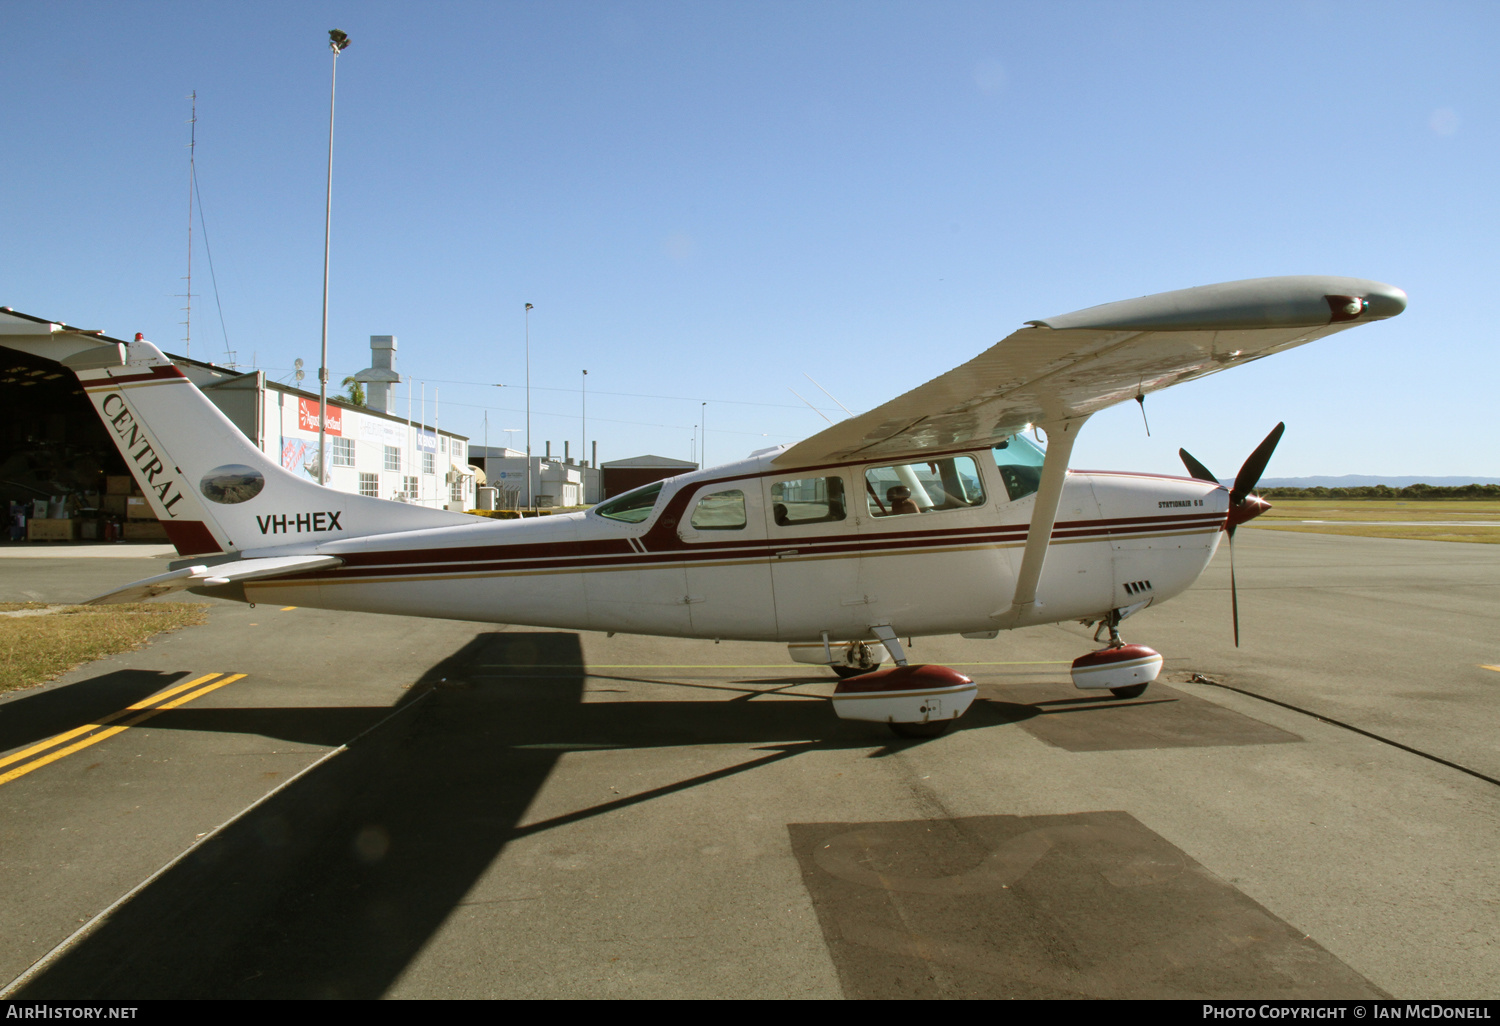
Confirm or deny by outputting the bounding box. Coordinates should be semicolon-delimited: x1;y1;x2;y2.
888;719;954;739
832;663;882;679
1109;684;1148;699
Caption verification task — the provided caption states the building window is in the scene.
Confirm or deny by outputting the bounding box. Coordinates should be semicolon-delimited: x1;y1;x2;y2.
384;446;401;472
404;475;419;500
450;476;465;503
453;439;465;461
330;437;355;467
423;451;435;475
440;436;447;454
359;473;379;497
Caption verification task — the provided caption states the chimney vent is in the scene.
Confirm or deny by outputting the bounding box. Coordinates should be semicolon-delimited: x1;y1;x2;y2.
353;335;400;413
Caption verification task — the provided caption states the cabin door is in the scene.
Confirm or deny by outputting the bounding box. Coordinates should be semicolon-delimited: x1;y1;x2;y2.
762;471;866;641
676;479;777;640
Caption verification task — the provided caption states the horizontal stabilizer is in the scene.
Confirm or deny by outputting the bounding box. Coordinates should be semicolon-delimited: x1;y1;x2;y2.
85;555;343;605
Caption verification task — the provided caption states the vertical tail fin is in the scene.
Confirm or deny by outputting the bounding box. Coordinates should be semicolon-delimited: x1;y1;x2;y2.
66;338;473;557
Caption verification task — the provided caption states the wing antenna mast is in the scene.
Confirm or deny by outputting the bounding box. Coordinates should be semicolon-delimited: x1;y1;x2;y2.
788;388;834;424
804;374;855;418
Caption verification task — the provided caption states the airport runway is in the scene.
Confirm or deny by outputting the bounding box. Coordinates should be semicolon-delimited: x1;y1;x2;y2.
0;530;1496;999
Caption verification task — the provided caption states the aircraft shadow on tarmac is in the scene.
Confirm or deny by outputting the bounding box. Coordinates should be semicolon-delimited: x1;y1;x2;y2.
0;669;202;755
14;632;1306;999
15;632;918;999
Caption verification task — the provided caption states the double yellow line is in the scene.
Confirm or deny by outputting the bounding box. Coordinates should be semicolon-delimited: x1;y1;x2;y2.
0;672;245;788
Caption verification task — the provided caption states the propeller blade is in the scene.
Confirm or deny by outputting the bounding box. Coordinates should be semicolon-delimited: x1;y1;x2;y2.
1229;531;1240;648
1178;448;1218;484
1230;422;1285;507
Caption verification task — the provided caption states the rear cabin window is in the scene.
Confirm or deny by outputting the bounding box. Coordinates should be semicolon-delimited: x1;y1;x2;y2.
595;481;664;523
770;476;846;526
993;434;1046;501
690;489;747;530
864;456;986;517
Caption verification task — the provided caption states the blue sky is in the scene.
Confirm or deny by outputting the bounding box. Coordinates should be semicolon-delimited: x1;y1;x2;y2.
3;1;1494;478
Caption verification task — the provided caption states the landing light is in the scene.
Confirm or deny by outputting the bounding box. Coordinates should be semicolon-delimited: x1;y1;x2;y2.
1326;294;1369;322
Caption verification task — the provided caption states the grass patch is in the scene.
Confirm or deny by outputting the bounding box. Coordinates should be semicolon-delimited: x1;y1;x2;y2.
1253;498;1500;542
1252;523;1500;544
0;602;210;695
1262;498;1500;522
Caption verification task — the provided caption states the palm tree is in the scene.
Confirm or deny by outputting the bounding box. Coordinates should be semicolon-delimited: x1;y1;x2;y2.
341;375;366;406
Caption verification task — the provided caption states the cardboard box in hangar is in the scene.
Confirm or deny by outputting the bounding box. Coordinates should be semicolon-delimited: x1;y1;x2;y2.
27;519;78;542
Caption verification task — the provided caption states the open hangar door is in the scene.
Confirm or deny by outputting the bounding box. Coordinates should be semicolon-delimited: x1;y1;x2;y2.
0;341;141;542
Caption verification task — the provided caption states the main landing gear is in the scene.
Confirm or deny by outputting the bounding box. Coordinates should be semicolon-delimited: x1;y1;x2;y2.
831;640;884;679
828;626;978;739
1075;609;1163;699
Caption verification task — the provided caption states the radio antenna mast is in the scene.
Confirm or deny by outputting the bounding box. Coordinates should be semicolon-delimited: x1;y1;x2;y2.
179;91;197;357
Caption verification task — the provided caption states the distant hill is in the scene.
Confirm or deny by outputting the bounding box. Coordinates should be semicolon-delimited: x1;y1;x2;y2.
1254;475;1500;488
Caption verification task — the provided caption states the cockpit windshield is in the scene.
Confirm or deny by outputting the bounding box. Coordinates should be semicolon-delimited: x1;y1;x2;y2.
993;434;1046;502
594;481;664;523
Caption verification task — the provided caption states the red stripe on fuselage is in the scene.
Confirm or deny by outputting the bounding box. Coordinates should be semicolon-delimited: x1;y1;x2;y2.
296;509;1224;583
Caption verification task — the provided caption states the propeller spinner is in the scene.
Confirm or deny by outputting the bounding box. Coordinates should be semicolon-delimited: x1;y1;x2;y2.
1179;422;1285;647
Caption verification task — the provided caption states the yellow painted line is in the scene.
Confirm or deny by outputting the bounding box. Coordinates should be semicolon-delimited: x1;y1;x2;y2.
280;606;297;611
0;674;245;788
1483;665;1500;673
0;673;224;770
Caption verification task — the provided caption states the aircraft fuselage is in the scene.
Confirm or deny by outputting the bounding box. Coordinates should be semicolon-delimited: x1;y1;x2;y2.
241;446;1228;643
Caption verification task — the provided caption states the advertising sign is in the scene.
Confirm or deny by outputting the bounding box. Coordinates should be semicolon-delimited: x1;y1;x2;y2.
360;418;405;447
282;437;320;479
297;398;343;436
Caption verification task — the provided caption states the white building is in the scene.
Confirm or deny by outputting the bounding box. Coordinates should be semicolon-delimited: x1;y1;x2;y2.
202;370;474;512
0;310;476;517
482;453;585;508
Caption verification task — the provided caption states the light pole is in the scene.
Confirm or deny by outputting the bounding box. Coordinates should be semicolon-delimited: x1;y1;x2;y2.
524;303;533;511
317;28;350;485
701;402;707;469
581;369;588;466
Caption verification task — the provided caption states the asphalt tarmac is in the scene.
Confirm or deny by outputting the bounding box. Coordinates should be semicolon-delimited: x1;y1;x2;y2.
0;530;1496;999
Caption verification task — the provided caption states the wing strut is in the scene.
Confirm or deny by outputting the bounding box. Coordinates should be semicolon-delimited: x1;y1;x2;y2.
994;416;1090;627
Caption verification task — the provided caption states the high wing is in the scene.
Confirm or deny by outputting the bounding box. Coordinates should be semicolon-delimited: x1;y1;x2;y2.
773;275;1406;469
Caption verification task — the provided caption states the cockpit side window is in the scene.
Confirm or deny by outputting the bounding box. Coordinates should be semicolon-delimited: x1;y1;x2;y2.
993;434;1046;502
864;456;986;517
690;489;747;530
595;481;665;523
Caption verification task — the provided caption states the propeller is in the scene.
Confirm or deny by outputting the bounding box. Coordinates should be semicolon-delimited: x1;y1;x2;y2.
1178;422;1284;647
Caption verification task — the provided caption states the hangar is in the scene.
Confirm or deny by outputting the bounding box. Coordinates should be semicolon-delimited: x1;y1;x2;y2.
1;308;473;543
600;454;699;499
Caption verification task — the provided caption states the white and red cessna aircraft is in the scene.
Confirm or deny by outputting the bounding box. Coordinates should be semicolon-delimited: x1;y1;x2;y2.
1;276;1406;736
